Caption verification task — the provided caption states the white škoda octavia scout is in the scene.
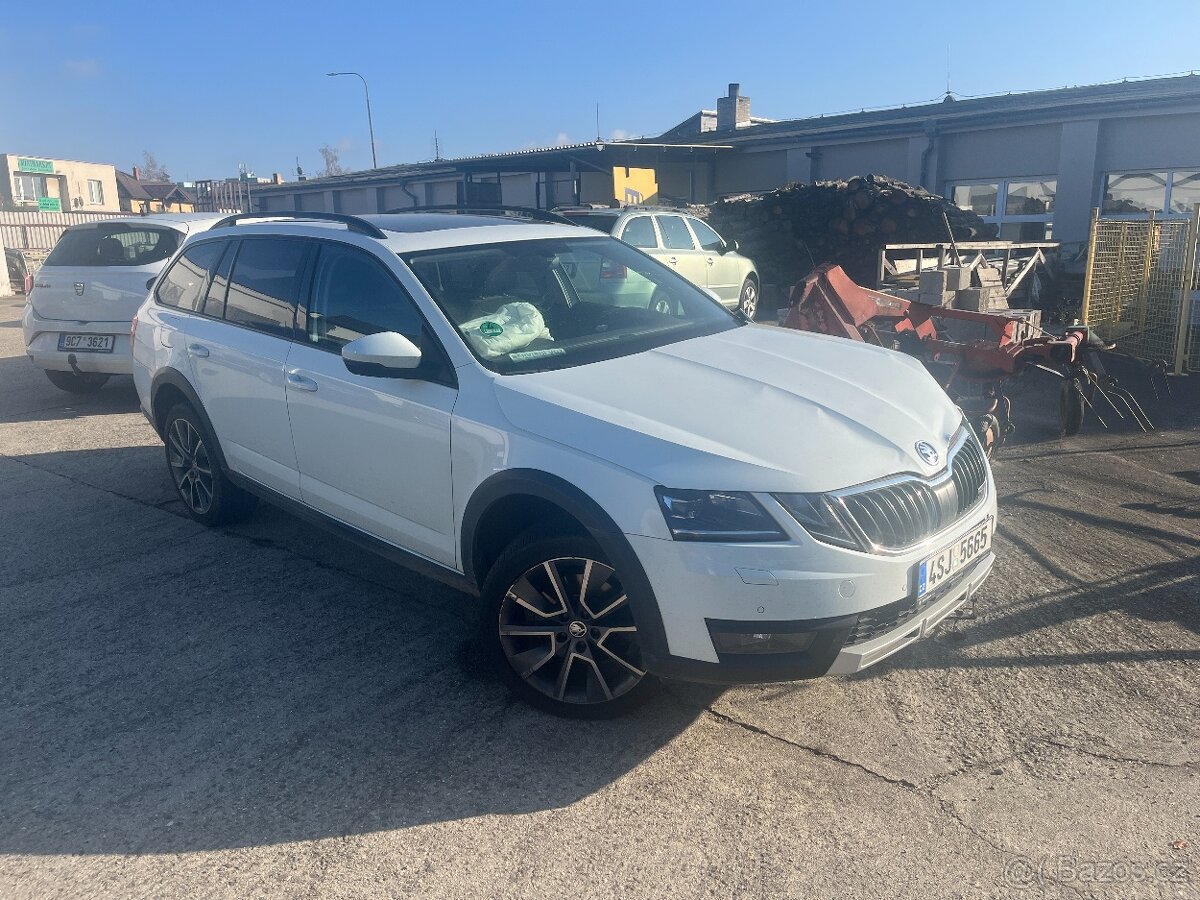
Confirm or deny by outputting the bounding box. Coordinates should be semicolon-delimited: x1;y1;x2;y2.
132;210;996;717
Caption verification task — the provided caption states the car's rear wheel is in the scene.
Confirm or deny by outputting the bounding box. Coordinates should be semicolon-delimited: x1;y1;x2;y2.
45;370;109;394
480;528;655;718
163;402;257;526
738;277;759;321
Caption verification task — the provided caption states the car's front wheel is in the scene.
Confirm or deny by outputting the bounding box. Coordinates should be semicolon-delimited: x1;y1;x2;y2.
45;370;109;394
738;277;759;321
480;527;655;718
163;402;258;526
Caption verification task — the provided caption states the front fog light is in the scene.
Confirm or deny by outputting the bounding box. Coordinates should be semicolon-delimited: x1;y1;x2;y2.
710;630;817;656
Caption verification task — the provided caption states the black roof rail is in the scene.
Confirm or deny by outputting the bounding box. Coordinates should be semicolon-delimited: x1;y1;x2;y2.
382;205;579;226
210;211;387;239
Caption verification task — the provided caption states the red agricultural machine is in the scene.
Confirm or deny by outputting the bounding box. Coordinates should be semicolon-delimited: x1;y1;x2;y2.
780;264;1155;455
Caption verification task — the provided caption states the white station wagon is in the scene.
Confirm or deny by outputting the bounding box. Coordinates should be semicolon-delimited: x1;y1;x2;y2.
132;210;996;717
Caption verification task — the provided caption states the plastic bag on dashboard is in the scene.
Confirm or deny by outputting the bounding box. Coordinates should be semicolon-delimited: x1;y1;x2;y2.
459;302;553;359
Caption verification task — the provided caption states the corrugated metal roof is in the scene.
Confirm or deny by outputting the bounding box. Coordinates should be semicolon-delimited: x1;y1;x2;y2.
674;73;1200;145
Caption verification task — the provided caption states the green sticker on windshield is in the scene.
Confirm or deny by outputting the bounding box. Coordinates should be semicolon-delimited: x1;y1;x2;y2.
479;321;503;338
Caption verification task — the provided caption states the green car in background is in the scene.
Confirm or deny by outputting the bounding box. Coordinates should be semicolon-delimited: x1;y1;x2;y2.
558;207;761;320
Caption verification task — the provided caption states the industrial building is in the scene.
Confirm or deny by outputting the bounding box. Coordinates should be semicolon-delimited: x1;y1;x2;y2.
250;74;1200;256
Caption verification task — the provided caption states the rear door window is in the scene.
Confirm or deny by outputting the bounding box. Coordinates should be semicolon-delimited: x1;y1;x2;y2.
655;215;697;250
44;224;180;267
155;241;226;311
222;239;309;339
620;216;658;249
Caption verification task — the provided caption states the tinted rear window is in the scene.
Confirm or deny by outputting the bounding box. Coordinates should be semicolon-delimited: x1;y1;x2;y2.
563;214;619;234
44;224;180;267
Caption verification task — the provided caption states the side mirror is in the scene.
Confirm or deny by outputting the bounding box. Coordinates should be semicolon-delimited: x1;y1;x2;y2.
726;239;740;253
341;331;422;377
146;277;157;291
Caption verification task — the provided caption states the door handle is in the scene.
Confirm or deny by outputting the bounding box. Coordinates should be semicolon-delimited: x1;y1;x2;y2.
286;371;318;392
706;257;715;265
186;343;209;358
668;257;678;265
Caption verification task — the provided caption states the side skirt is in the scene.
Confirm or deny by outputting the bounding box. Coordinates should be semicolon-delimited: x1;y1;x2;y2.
225;471;479;597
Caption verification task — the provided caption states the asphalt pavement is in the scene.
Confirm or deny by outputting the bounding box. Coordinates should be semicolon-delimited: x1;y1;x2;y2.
0;294;1196;899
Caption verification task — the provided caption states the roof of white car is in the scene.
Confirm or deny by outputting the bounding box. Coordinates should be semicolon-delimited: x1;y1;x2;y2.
200;213;596;252
67;212;229;233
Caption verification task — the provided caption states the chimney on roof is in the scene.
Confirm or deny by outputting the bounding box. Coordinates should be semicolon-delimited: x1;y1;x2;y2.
716;83;751;132
132;165;141;181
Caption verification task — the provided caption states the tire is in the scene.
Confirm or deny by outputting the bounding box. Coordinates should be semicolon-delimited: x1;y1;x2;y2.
479;527;657;718
45;370;109;394
1060;380;1085;436
163;402;258;526
738;277;759;321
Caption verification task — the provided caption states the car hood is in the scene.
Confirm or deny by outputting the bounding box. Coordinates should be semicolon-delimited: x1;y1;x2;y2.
493;324;964;494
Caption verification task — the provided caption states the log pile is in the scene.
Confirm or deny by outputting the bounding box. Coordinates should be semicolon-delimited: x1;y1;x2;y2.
698;174;998;287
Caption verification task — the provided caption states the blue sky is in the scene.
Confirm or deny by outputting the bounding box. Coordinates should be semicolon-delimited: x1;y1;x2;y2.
5;0;1199;181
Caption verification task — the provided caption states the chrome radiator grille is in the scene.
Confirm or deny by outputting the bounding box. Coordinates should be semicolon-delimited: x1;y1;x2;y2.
831;432;989;552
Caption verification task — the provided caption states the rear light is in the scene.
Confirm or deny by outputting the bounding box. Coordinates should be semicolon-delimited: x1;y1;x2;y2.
23;274;33;294
599;259;627;280
130;316;138;343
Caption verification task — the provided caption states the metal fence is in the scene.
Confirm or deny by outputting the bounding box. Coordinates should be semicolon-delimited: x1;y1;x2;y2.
0;209;133;251
1081;207;1200;375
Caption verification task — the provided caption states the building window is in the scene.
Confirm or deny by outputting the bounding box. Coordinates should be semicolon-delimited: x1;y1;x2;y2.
1101;169;1200;216
87;179;104;205
13;174;47;203
950;178;1055;240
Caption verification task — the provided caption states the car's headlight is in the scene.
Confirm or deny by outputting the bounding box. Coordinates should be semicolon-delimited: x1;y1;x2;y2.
773;492;862;550
655;488;786;542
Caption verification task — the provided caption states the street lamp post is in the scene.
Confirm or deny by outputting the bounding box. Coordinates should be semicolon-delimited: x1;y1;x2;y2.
326;71;378;169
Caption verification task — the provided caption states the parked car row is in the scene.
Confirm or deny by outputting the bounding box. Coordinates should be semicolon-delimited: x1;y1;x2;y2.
21;209;995;717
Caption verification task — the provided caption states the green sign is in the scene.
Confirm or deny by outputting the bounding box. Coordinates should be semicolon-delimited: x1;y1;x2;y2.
17;158;54;174
479;321;504;337
37;197;62;212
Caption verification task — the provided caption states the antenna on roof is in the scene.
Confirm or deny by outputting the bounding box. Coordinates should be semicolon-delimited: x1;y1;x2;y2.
433;131;441;161
944;41;953;100
595;102;601;141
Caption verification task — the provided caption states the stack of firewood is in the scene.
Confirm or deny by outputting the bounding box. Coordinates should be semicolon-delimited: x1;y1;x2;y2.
698;174;997;287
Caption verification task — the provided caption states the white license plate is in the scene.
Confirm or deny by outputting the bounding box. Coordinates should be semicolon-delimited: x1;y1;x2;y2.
58;334;114;353
916;517;992;598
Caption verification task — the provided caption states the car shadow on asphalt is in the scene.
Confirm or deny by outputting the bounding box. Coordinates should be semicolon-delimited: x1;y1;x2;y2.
0;353;142;425
0;443;718;856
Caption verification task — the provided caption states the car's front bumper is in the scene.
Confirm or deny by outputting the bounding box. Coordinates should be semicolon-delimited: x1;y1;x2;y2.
638;550;993;685
625;492;997;685
23;305;133;375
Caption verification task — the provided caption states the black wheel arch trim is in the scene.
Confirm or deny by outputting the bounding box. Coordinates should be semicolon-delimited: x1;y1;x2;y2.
461;469;671;664
149;368;228;470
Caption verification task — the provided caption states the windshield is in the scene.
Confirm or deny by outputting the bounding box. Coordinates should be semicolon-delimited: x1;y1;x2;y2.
400;236;741;374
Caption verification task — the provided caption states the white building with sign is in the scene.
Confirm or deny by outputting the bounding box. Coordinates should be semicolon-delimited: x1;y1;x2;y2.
1;154;121;213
